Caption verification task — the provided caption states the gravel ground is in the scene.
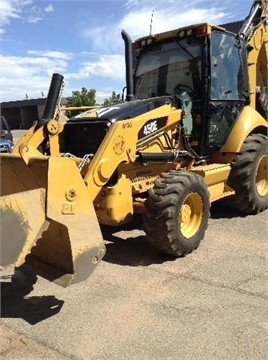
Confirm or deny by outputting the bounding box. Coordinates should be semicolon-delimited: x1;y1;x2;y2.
1;205;267;360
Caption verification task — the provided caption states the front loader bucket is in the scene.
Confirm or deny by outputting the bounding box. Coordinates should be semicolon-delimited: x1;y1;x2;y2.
0;154;105;287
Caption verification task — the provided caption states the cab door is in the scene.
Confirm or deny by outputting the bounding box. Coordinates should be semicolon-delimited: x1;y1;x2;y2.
205;31;249;151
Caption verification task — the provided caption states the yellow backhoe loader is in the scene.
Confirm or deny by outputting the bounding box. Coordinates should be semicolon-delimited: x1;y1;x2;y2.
1;0;267;287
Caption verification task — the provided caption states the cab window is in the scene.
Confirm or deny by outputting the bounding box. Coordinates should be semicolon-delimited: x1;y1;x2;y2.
210;32;245;101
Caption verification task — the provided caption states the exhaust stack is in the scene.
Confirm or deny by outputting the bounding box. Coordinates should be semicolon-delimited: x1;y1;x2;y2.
121;30;135;101
42;73;64;120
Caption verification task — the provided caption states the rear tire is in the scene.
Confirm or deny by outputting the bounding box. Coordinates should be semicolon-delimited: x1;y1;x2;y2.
226;134;268;214
144;170;210;257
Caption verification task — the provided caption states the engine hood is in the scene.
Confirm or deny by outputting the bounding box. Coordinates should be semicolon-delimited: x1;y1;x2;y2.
72;97;173;123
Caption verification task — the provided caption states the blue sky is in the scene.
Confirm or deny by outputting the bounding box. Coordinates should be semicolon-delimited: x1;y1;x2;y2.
0;0;251;103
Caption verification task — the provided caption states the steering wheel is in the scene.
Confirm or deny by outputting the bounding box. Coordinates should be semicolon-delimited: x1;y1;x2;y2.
174;83;194;95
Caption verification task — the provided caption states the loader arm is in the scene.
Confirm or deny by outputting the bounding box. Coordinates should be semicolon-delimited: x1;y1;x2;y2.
83;104;182;200
13;103;183;201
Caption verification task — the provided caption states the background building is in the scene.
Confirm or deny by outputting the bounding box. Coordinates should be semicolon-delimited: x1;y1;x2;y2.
0;97;67;129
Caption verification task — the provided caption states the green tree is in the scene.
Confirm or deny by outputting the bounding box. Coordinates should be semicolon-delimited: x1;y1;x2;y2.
103;91;121;106
66;87;96;116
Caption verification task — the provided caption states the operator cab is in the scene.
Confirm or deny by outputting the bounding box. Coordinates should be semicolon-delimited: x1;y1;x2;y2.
133;24;249;156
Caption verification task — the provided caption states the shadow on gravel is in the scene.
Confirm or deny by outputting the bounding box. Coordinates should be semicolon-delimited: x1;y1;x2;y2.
101;215;176;267
1;266;64;325
102;203;248;267
210;200;247;219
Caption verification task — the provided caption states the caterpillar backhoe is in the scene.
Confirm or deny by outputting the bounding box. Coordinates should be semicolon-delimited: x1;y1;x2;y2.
1;0;267;287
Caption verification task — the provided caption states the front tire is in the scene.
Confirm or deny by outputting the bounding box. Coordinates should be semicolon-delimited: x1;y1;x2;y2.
144;170;210;257
226;134;268;214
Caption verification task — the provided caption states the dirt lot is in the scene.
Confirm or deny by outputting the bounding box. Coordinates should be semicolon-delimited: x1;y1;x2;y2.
1;203;267;360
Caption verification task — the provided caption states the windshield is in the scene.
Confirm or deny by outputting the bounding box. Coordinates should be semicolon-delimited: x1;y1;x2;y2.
134;37;203;99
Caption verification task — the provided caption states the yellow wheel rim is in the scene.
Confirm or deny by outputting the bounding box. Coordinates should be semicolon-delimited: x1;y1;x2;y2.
256;155;268;197
179;192;203;238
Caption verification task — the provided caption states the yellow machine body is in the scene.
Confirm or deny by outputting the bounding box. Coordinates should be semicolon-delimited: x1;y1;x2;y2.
0;1;267;286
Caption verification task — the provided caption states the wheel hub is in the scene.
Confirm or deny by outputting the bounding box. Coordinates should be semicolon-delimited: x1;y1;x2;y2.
180;204;191;223
179;192;203;239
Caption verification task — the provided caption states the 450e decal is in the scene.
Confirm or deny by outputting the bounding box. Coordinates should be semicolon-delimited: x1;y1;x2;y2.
138;116;168;139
